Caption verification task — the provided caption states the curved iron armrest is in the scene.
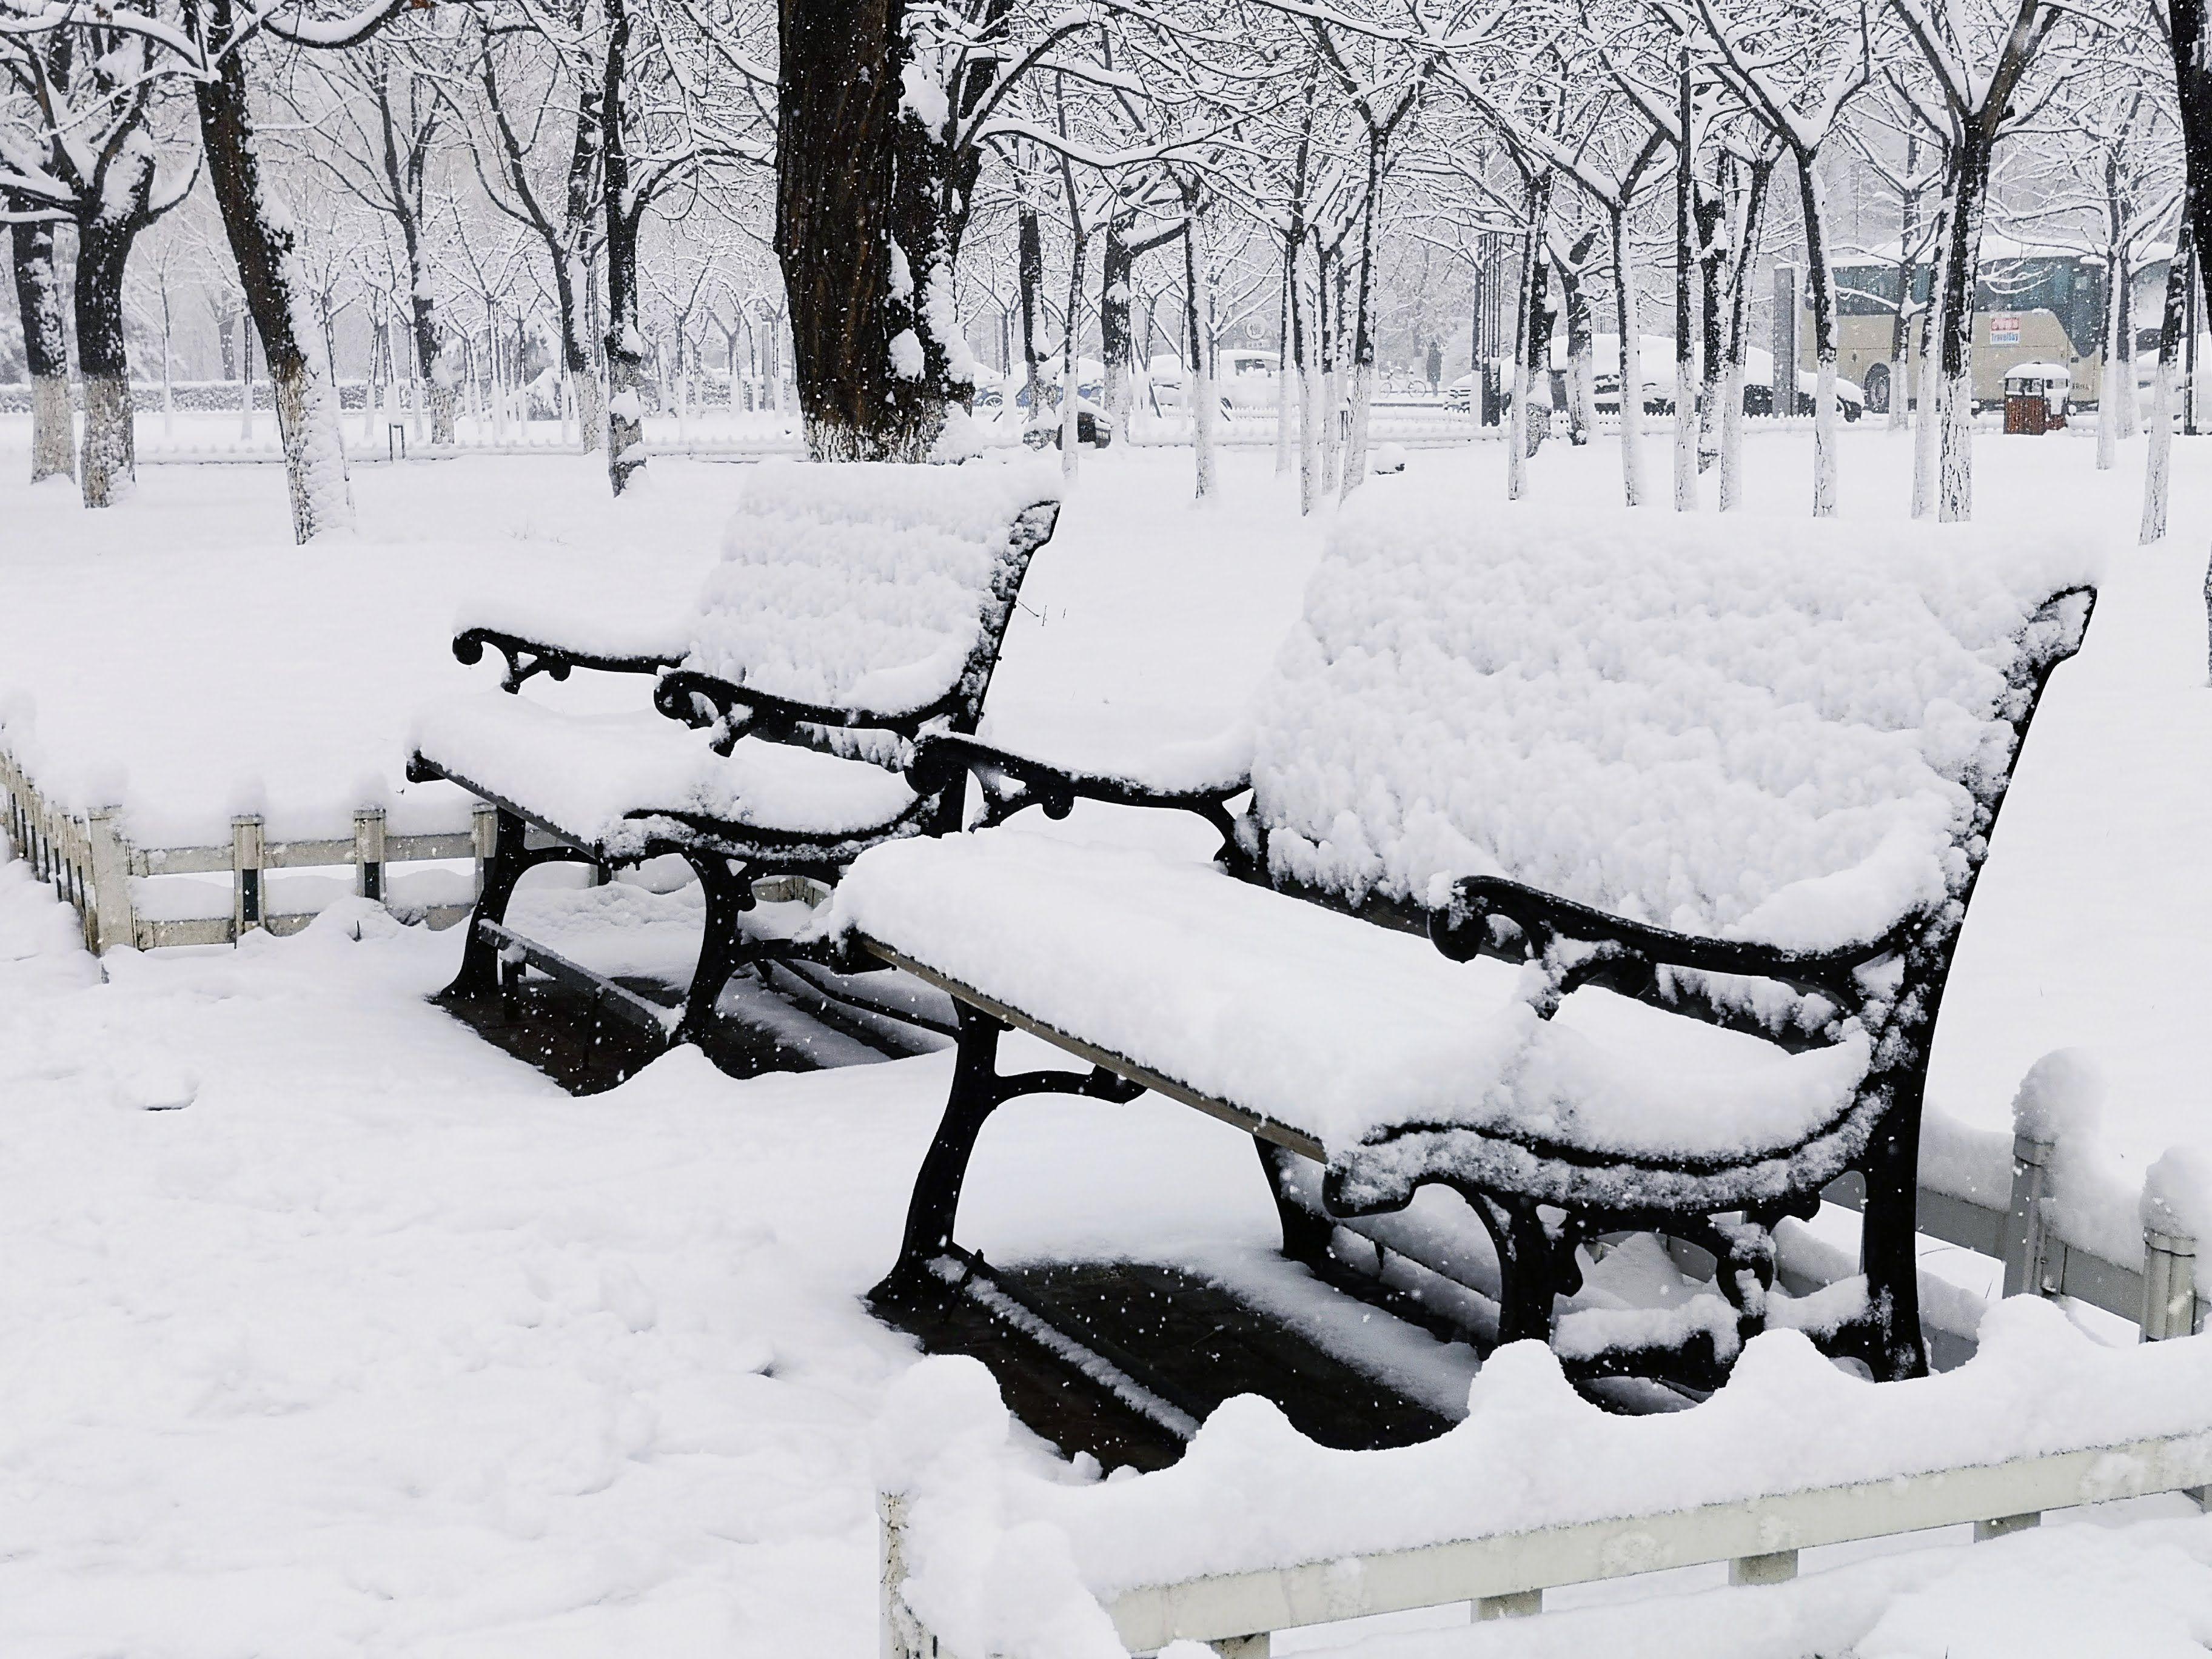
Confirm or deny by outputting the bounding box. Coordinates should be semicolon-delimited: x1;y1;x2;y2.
1431;874;1897;1022
454;626;682;694
907;732;1254;870
653;667;918;757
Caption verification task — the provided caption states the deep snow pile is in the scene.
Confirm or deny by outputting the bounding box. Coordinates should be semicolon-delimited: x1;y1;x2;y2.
1256;501;2099;951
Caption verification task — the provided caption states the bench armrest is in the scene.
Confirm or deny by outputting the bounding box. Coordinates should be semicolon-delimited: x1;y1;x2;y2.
1431;874;1893;1018
454;626;682;693
908;731;1254;867
651;666;907;754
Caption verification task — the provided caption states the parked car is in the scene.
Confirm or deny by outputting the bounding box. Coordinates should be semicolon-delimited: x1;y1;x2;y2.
1001;358;1114;446
1147;350;1281;421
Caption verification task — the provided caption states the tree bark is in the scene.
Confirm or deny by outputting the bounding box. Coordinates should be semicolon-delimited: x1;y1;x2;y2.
600;0;648;492
1935;132;1994;523
563;32;604;451
2143;220;2191;544
188;0;354;542
1183;187;1215;500
1797;156;1840;517
10;219;74;484
1673;53;1697;512
1017;203;1042;428
75;216;142;508
1508;175;1550;501
1611;207;1643;506
777;0;964;460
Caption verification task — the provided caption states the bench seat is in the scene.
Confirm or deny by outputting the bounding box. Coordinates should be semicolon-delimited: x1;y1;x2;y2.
415;694;924;859
840;830;1874;1213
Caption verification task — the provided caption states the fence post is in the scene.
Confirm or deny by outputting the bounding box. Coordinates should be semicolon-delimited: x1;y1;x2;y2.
879;1492;934;1659
2142;1227;2198;1342
85;807;136;954
2000;1130;2057;1299
232;814;266;940
472;803;498;901
354;806;388;903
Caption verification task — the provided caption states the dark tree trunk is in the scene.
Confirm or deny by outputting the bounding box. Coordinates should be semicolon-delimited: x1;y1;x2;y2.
1696;185;1724;466
10;218;73;484
74;216;141;507
563;27;605;449
601;0;647;492
777;0;968;459
2165;0;2212;651
1101;215;1133;427
187;0;354;541
1017;204;1042;424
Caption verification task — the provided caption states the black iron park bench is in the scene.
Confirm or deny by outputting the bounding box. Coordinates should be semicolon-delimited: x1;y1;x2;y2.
406;456;1061;1047
830;500;2100;1396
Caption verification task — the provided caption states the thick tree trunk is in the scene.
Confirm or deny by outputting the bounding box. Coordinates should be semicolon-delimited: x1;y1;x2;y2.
1673;62;1698;512
563;52;604;452
1936;138;1993;523
2143;221;2191;544
1696;190;1724;470
776;0;958;460
74;218;141;508
1275;253;1293;475
1184;195;1215;500
1891;144;1919;433
2098;240;2125;471
1101;217;1134;432
1342;167;1384;495
1611;209;1643;507
1797;158;1840;517
2115;252;2137;439
1508;177;1550;501
1552;244;1594;450
189;0;354;542
10;220;74;484
601;0;648;492
1292;238;1316;512
1017;206;1042;430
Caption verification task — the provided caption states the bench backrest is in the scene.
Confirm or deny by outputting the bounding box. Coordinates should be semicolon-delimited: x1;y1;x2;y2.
685;457;1062;730
1250;501;2098;959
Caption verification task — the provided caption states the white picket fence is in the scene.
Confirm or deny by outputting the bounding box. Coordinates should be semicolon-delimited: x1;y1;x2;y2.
1;746;492;950
882;1424;2212;1657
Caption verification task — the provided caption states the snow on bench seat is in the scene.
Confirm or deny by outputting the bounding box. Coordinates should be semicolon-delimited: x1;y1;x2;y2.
839;831;1868;1198
414;694;919;859
1254;501;2098;954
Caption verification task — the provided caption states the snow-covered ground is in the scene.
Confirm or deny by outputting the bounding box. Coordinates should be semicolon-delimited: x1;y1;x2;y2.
4;420;2212;1652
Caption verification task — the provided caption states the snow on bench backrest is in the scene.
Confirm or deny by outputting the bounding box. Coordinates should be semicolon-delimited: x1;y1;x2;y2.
1252;502;2098;955
685;455;1062;722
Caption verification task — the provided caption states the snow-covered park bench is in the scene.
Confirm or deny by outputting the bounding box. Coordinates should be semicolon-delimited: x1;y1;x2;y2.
406;457;1061;1041
832;501;2099;1390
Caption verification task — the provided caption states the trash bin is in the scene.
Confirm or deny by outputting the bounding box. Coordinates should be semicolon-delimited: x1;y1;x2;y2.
2002;363;2070;434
